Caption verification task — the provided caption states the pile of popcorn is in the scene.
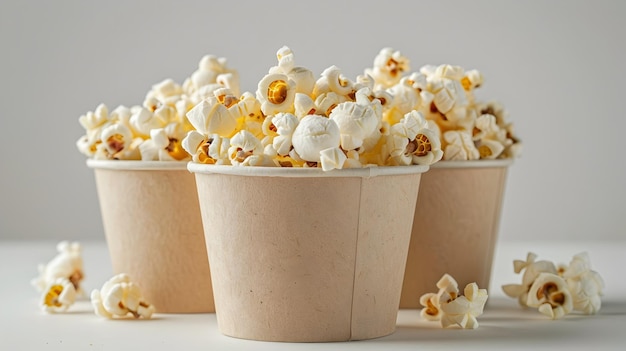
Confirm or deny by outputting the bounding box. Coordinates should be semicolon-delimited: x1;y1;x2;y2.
502;252;604;319
76;46;521;170
32;242;155;319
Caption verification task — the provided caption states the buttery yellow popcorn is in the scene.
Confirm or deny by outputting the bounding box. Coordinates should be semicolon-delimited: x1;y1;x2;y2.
364;47;410;89
419;274;488;329
257;73;297;116
91;273;155;319
387;111;443;166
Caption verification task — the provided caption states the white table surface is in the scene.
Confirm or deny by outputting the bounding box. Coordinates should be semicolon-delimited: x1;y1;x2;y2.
1;239;625;350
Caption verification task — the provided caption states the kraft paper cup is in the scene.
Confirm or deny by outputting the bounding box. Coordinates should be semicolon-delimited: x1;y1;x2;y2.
189;163;428;342
400;159;513;308
87;160;214;313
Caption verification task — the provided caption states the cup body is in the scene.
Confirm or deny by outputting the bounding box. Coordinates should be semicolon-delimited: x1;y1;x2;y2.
400;159;512;308
88;160;214;313
189;164;428;342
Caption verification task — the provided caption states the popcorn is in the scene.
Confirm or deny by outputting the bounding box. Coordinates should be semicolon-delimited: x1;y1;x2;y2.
419;274;488;329
526;273;573;320
502;252;604;319
364;47;410;89
442;130;480;161
256;73;297;116
91;273;155;319
329;88;380;151
32;241;84;296
291;115;341;163
40;278;76;313
139;123;190;161
387;111;443;166
561;252;605;315
186;97;239;137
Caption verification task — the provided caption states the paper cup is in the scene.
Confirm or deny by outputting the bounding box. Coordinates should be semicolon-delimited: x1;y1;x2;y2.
400;159;513;308
87;160;214;313
189;163;428;342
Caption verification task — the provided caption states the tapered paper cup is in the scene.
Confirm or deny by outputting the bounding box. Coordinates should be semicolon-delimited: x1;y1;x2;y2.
189;163;428;342
399;159;512;308
87;160;214;313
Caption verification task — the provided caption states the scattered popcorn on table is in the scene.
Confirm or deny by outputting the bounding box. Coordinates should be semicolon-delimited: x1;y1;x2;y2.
91;273;155;319
502;252;604;319
40;277;77;313
31;241;85;296
419;274;488;329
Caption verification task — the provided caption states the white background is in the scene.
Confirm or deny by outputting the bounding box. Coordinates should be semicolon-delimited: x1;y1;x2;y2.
1;0;625;241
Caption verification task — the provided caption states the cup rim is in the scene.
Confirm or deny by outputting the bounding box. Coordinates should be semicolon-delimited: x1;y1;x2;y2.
86;159;188;171
431;158;514;169
187;162;429;178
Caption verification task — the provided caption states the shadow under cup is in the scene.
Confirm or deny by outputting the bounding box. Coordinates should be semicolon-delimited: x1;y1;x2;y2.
189;163;429;342
400;159;513;308
87;160;214;313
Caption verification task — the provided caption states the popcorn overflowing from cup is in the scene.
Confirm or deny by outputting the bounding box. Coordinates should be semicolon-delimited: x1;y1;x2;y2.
77;45;522;169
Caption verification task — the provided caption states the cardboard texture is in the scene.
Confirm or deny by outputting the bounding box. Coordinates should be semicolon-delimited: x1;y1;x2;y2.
400;163;509;308
92;167;214;313
193;169;422;342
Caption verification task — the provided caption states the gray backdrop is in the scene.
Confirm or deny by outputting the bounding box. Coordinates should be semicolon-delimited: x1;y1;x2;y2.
1;0;624;241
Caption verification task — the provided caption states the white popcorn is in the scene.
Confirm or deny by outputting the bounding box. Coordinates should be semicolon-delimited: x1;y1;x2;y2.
313;65;354;99
291;115;341;163
561;252;605;315
440;282;488;329
31;241;84;295
384;78;421;124
99;122;139;159
269;113;299;156
473;114;508;159
182;131;230;165
364;47;410;89
419;274;488;329
526;272;573;320
129;107;168;137
387;111;443;166
294;93;317;118
186;97;238;137
228;130;264;166
442;130;480;161
315;92;345;117
319;147;347;171
502;252;558;307
139;122;189;161
91;273;155;319
256;73;296;116
269;46;315;96
329;89;380;151
185;54;238;95
216;72;241;97
40;278;76;313
78;103;110;131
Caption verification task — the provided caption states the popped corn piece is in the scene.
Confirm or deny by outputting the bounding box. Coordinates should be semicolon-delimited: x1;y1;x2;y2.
139;123;189;161
291;115;341;163
419;274;488;329
269;46;315;96
182;131;230;165
526;272;573;320
440;283;488;329
31;241;84;295
384;77;421;125
329;88;380;151
419;292;442;321
561;252;605;314
294;93;317;119
315;92;345;117
98;123;138;160
256;73;296;116
387;111;443;166
442;130;480;161
269;113;299;156
473;114;508;159
313;66;354;99
40;278;76;313
502;252;558;307
185;54;238;95
365;47;410;89
228;130;264;166
186;97;238;137
91;273;155;319
319;147;347;171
